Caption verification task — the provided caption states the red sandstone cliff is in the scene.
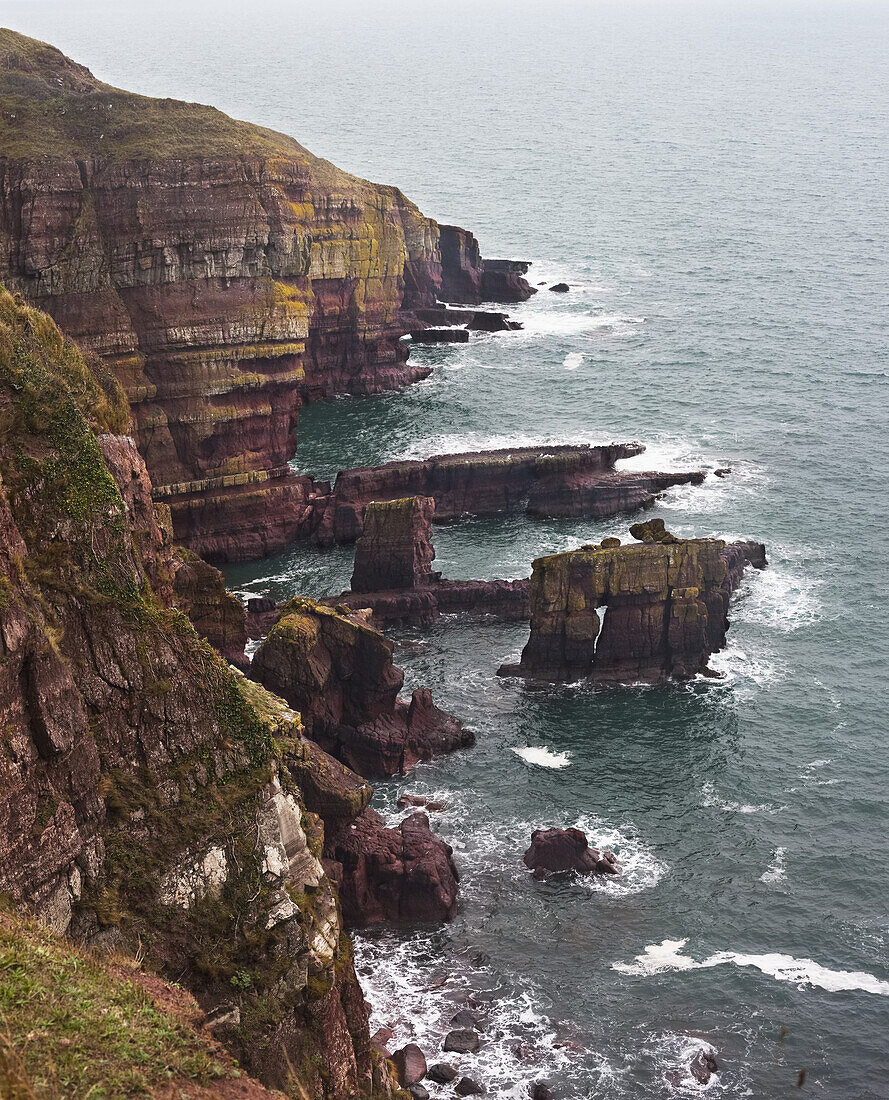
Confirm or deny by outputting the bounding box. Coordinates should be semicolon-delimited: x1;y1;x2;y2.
0;28;530;561
0;290;408;1098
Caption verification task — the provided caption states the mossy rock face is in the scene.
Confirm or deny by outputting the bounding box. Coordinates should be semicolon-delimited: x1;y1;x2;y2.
0;294;381;1098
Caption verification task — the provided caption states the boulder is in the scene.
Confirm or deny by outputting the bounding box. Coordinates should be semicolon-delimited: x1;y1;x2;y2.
408;1087;430;1100
455;1078;485;1096
549;283;570;292
443;1029;481;1054
392;1043;427;1087
523;828;621;878
428;1063;459;1083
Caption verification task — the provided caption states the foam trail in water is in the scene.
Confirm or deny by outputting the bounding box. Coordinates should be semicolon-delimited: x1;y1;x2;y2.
614;939;889;995
760;847;787;884
701;781;780;815
512;746;572;768
563;351;584;370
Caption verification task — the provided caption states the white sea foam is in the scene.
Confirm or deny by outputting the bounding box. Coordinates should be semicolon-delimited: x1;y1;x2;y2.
645;1032;724;1095
563;351;584;370
730;561;821;633
516;310;645;338
701;781;781;816
352;929;618;1099
704;643;780;692
512;745;572;768
760;847;787;884
613;938;889;995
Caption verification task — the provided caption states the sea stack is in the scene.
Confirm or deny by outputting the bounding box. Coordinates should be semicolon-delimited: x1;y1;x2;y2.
500;520;766;684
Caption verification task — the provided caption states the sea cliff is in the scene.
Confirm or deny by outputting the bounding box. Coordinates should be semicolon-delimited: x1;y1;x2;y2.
0;28;532;561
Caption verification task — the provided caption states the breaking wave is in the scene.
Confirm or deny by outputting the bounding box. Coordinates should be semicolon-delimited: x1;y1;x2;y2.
613;938;889;995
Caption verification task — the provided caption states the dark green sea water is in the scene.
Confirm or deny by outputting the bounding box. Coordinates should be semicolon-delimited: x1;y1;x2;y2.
6;1;888;1094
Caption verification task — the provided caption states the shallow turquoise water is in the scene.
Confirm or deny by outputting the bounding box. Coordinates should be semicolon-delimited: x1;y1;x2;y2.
7;1;889;1094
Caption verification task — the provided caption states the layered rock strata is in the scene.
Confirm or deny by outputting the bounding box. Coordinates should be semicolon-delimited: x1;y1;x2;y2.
500;520;767;684
0;29;526;563
351;496;438;593
0;290;407;1098
311;442;705;545
331;496;528;626
249;598;473;776
437;225;536;303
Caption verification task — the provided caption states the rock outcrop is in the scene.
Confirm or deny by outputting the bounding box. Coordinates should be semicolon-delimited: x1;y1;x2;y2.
351;496;438;593
0;29;522;563
172;546;249;667
523;828;621;878
335;496;528;626
500;521;767;684
249;599;473;776
325;810;459;925
437;225;536;304
0;290;406;1098
311;443;705;545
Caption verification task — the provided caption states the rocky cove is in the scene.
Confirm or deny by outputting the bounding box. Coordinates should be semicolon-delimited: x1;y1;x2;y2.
0;26;773;1100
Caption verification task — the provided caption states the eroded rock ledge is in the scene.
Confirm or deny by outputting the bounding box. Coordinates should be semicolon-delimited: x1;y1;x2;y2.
500;520;766;684
308;442;705;547
250;597;473;776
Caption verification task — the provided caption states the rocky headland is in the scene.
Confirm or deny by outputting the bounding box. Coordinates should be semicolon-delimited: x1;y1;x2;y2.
0;26;767;1100
0;28;539;564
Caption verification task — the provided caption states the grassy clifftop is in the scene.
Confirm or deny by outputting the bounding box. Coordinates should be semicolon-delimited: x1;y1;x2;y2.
0;26;356;188
0;911;282;1099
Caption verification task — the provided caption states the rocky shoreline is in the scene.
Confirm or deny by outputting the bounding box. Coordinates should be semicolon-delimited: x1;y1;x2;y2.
0;27;756;1100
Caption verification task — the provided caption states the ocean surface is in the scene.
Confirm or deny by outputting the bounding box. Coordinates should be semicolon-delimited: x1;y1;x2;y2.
5;1;889;1094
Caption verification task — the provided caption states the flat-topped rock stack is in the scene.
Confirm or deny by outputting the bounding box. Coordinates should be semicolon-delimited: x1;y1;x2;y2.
500;520;767;684
330;496;529;626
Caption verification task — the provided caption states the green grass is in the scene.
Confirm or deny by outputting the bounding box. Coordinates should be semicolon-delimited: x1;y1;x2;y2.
0;913;230;1098
0;25;367;194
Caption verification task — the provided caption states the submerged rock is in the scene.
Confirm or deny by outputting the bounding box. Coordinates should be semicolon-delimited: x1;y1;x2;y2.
690;1049;719;1084
455;1077;486;1095
428;1062;460;1083
523;828;620;878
